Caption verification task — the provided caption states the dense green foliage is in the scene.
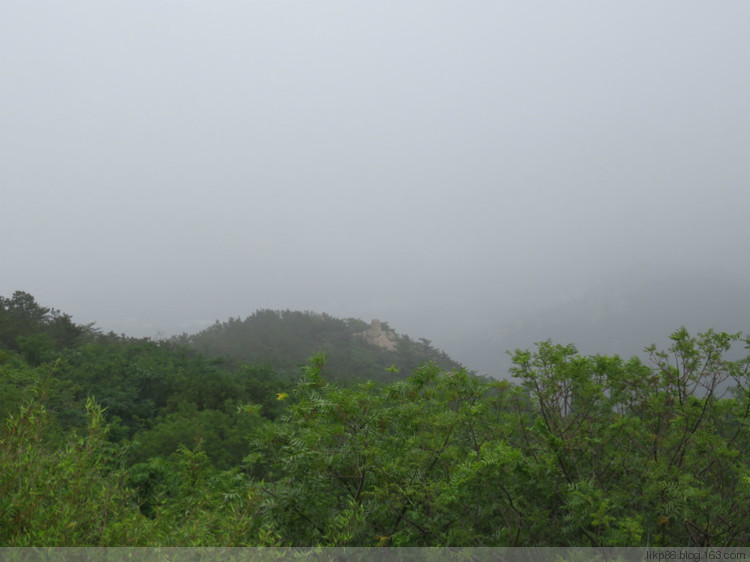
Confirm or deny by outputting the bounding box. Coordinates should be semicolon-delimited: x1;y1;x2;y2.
1;292;749;546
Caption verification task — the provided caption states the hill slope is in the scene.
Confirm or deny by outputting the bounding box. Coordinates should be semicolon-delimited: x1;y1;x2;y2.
171;309;466;383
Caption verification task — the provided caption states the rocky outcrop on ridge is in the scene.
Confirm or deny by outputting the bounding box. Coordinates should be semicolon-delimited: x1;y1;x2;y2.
356;319;399;351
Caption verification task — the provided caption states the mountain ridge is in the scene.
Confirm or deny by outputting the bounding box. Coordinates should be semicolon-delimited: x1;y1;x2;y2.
169;308;467;383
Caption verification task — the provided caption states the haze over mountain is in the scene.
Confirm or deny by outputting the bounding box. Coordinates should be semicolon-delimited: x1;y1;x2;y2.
442;266;749;378
15;261;738;381
2;2;748;370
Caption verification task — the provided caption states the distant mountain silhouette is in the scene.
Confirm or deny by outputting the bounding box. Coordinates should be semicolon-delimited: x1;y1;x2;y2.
452;267;750;379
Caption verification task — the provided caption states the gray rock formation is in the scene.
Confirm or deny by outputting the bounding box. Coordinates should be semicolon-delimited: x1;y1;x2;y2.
357;319;399;351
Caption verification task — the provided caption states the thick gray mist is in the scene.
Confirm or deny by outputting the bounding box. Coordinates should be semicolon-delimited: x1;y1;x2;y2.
2;1;748;377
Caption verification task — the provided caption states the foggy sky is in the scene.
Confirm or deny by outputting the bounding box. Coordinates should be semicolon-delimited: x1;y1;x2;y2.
2;1;749;361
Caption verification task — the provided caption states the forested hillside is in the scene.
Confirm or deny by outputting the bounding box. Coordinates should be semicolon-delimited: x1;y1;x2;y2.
2;291;750;546
170;309;464;382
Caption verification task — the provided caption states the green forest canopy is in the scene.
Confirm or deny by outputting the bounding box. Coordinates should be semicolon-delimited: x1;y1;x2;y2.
1;291;749;547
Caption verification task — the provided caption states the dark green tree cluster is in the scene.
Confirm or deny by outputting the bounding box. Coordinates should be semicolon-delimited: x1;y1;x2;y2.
0;293;286;470
1;292;749;546
0;291;86;365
